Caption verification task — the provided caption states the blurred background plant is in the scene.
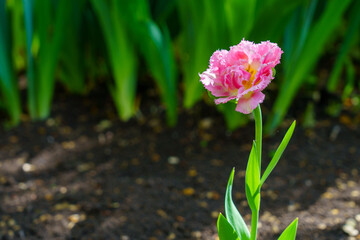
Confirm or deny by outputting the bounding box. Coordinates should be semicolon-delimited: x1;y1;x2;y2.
0;0;358;132
0;0;21;127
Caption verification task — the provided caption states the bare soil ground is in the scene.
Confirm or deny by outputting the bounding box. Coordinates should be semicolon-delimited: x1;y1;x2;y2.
0;87;359;240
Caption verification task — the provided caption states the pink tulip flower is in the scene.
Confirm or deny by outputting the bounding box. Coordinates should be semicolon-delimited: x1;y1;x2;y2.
199;40;283;114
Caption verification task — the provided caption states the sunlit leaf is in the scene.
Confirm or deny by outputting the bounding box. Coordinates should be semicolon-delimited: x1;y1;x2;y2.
260;121;296;187
135;21;178;126
225;168;250;240
245;142;260;212
278;218;298;240
217;213;240;240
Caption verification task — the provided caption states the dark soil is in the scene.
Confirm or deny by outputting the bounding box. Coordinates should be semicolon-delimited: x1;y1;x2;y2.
0;87;359;240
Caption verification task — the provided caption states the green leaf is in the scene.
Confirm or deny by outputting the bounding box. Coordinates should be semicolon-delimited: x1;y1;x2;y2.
278;218;298;240
135;21;178;126
245;142;260;212
342;58;355;99
152;0;177;23
23;0;72;119
58;0;86;94
250;0;304;42
217;213;240;240
91;0;137;120
260;121;296;188
36;0;72;119
283;0;317;75
10;0;26;70
22;0;35;117
252;105;262;169
225;0;256;42
225;168;250;240
177;0;228;109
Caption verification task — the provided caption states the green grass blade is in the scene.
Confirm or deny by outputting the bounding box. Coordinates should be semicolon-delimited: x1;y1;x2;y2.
225;168;250;240
327;0;360;92
245;142;260;212
265;0;352;134
217;213;240;240
260;121;296;187
278;218;298;240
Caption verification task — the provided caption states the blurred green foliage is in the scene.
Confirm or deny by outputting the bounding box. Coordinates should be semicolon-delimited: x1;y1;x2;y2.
0;0;358;132
0;0;21;126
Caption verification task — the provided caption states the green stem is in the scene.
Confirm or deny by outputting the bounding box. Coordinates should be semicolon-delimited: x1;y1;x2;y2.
251;105;262;240
250;210;259;240
253;105;262;170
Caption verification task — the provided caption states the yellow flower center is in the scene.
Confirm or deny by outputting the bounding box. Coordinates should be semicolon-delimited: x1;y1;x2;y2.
242;65;257;90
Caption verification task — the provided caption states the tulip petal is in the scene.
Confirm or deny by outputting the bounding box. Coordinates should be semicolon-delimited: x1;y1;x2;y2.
235;92;265;114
